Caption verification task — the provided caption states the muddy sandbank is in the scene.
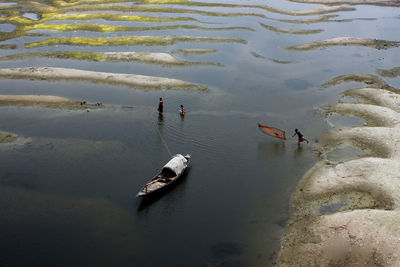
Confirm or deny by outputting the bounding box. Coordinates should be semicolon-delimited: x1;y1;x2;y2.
287;0;400;6
278;84;400;265
0;67;208;91
172;49;218;55
376;66;400;78
322;73;397;91
285;37;400;51
0;131;18;143
138;0;355;16
0;51;220;67
259;23;323;34
0;44;16;49
0;94;103;109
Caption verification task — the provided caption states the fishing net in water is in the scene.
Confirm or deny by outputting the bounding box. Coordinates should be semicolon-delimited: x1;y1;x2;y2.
258;123;286;140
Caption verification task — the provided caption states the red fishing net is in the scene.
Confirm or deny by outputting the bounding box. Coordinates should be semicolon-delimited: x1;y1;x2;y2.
258;123;286;140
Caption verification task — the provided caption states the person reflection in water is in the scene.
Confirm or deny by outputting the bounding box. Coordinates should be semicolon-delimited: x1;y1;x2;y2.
292;128;309;146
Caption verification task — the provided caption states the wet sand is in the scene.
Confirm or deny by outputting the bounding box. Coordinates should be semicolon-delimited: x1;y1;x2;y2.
278;77;400;265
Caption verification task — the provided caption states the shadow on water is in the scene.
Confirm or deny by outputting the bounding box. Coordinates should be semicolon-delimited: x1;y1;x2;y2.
136;168;190;212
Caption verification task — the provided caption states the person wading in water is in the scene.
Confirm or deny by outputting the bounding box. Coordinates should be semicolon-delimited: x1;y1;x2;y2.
158;98;163;113
180;105;186;116
292;128;309;145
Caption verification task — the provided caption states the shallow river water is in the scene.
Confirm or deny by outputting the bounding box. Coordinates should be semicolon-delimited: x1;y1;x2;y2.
0;0;399;266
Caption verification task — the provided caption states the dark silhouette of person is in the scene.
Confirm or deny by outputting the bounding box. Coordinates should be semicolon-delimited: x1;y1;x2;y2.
158;98;163;113
292;128;309;145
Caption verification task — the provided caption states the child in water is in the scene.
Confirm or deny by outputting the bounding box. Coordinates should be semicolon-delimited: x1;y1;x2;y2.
180;105;186;116
292;128;309;145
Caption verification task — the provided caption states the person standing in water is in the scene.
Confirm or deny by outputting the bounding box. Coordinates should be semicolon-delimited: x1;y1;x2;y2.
158;98;163;113
180;105;186;116
292;128;309;145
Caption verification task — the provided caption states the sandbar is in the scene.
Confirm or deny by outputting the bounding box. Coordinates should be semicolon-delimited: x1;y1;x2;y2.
278;82;400;265
322;73;397;91
376;66;400;78
286;37;400;51
287;0;400;6
0;131;17;143
260;23;323;34
0;67;208;91
0;94;103;109
0;51;219;66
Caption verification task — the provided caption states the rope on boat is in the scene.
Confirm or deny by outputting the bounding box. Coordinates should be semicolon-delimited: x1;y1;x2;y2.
147;112;173;157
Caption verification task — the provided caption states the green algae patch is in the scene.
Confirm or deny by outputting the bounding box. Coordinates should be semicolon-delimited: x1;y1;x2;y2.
0;67;208;91
286;37;400;51
376;67;400;78
23;23;254;33
0;51;220;66
0;131;18;143
173;49;217;55
0;29;48;42
0;14;37;25
0;94;103;110
259;22;323;34
40;12;197;23
24;36;247;48
322;73;397;92
278;14;339;24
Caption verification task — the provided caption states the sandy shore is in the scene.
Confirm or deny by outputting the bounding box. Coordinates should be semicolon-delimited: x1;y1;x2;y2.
278;74;400;265
0;67;208;91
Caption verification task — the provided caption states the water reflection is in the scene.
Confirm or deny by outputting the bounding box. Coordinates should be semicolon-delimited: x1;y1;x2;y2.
257;141;286;157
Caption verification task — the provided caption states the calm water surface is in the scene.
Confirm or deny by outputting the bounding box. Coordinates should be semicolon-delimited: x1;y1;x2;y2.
0;0;399;266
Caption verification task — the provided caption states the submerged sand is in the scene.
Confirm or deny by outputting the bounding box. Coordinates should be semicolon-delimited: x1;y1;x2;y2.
0;67;208;91
278;76;400;265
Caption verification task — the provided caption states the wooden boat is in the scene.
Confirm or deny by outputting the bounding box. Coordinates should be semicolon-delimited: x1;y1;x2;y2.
136;154;191;197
